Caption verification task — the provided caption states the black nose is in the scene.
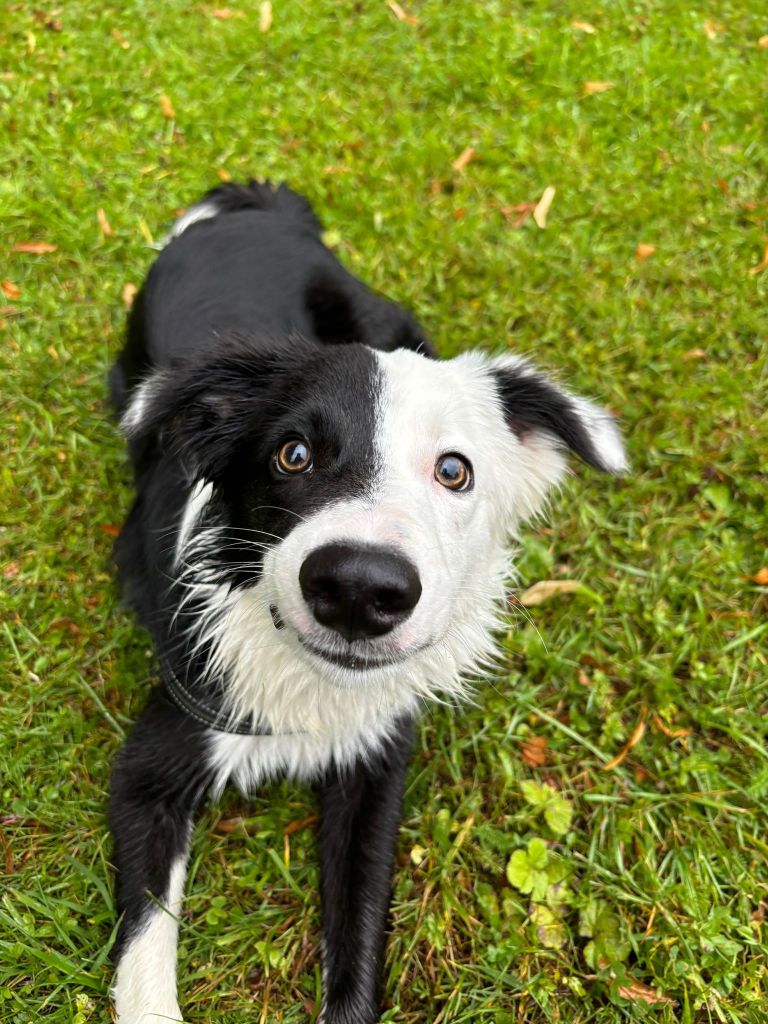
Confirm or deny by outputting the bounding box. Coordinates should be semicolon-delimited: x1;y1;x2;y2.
299;543;422;642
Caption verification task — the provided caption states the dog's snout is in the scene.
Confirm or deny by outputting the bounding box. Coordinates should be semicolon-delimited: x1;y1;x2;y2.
299;543;421;642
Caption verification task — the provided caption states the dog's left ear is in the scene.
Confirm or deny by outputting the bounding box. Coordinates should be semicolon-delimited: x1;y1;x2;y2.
489;354;628;478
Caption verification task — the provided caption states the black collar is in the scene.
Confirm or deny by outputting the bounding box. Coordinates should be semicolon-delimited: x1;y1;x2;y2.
163;661;272;736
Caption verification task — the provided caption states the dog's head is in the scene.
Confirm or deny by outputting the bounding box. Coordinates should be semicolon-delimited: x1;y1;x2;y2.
123;338;626;732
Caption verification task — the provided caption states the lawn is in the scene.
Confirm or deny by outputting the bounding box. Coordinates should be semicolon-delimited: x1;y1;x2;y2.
1;1;767;1021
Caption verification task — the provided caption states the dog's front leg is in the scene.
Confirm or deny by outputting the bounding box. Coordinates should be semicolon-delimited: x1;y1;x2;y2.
317;718;414;1024
108;689;212;1024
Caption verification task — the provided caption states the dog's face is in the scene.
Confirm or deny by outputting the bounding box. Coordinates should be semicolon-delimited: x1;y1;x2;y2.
123;340;626;729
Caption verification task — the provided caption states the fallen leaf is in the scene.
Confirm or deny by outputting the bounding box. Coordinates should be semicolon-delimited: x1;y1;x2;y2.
703;19;723;39
3;562;20;579
210;7;234;17
602;709;647;771
410;844;427;865
160;93;175;119
533;185;556;228
1;280;21;299
715;177;729;195
500;201;536;228
571;20;596;33
259;1;272;32
284;814;318;835
748;245;768;276
47;345;59;361
521;735;548;768
452;207;466;220
387;0;419;25
651;714;691;739
48;617;81;635
122;283;137;309
97;208;113;237
452;146;476;171
753;567;768;585
111;27;130;48
519;579;581;606
583;80;615;95
217;167;231;181
578;669;591;686
13;241;57;253
616;977;675;1006
682;347;706;361
215;816;246;833
99;523;120;538
758;35;768;49
635;243;655;261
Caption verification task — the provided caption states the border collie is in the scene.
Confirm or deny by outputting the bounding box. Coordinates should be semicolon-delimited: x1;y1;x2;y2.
107;180;627;1024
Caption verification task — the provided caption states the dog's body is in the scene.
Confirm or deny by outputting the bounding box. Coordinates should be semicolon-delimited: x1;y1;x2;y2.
108;181;626;1023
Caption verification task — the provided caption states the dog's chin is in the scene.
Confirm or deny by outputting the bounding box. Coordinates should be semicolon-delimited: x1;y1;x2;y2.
297;636;410;675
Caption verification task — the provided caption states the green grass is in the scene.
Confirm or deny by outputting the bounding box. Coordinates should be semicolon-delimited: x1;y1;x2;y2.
2;1;767;1021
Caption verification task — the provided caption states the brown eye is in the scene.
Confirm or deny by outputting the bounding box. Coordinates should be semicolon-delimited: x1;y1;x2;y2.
434;453;473;492
275;439;313;475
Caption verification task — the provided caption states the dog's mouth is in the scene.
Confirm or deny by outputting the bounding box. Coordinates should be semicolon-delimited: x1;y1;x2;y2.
270;602;419;672
297;638;405;671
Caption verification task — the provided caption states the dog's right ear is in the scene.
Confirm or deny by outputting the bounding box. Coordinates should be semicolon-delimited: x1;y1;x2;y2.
119;341;299;476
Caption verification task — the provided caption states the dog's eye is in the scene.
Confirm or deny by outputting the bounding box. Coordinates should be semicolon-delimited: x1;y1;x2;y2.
434;453;473;492
275;439;313;475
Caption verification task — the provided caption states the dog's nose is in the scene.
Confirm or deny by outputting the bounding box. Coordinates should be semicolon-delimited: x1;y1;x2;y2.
299;543;421;642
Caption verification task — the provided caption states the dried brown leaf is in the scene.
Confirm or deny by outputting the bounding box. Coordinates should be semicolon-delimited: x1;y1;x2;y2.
452;146;476;171
758;35;768;49
3;562;20;579
210;7;234;18
99;523;120;538
217;167;232;181
1;280;21;299
616;977;675;1006
284;814;319;835
602;709;647;771
122;283;138;310
682;348;706;361
703;19;723;39
753;567;768;585
748;244;768;276
13;241;57;253
533;185;556;228
97;208;113;237
160;93;176;119
387;1;419;25
651;714;691;739
521;735;548;768
500;202;536;228
635;243;655;261
519;579;581;606
583;80;615;95
111;27;129;48
571;20;596;33
259;1;272;32
215;816;246;833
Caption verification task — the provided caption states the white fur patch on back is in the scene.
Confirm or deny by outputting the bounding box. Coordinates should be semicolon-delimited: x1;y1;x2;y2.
120;371;168;437
169;200;220;241
112;855;188;1024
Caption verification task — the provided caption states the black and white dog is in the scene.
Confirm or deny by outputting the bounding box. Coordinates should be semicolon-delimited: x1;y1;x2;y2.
107;181;627;1023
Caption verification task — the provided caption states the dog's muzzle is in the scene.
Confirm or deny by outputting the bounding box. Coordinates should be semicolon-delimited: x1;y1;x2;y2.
299;543;421;643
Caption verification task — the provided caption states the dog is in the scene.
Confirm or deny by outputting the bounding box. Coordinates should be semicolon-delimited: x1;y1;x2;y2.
107;180;627;1024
